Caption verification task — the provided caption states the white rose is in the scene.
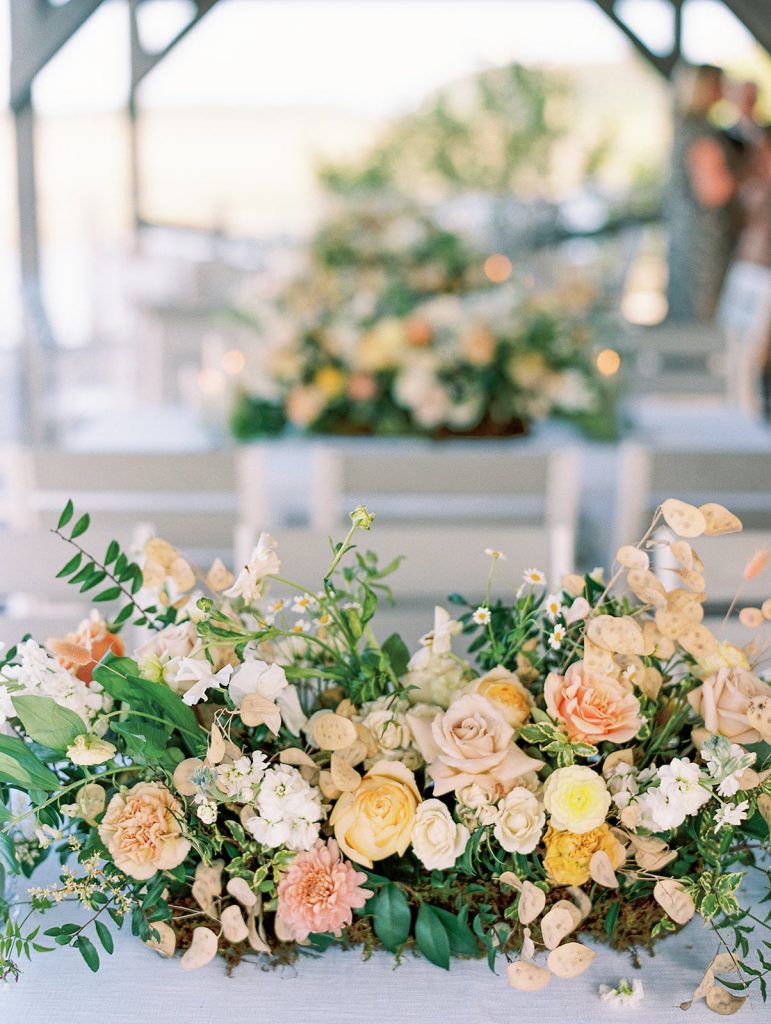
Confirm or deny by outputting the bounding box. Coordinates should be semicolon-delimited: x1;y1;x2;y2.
494;787;545;854
410;799;469;871
456;782;500;827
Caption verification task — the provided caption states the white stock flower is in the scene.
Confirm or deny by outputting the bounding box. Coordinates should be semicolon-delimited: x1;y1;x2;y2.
196;800;218;825
714;800;749;832
411;799;469;871
599;978;644;1007
216;752;268;801
2;639;106;727
635;757;711;831
245;765;323;851
224;533;281;604
494;787;545;854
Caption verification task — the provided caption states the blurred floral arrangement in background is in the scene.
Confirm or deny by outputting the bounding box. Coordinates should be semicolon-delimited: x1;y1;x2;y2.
229;199;621;441
1;497;769;1015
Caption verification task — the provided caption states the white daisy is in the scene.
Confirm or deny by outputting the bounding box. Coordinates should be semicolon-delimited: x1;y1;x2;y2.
472;606;492;626
292;594;316;613
484;547;507;561
523;568;546;586
291;619;312;633
544;592;565;621
549;623;566;650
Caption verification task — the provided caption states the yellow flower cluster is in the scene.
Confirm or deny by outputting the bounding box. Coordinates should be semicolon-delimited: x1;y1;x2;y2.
543;823;625;886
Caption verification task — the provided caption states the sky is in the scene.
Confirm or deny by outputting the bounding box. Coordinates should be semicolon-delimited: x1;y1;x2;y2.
0;0;762;116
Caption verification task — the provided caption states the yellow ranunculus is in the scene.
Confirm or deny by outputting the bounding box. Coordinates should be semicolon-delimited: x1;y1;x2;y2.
543;823;626;886
543;765;610;834
329;761;420;868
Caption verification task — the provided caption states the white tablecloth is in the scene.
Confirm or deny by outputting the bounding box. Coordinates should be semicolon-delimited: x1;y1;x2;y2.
3;859;768;1023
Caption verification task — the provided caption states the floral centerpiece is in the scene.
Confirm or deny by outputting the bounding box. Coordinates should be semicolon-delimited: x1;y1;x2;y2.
1;498;769;1015
229;199;620;442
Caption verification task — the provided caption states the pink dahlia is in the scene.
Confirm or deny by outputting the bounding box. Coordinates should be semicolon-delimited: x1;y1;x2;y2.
276;839;372;941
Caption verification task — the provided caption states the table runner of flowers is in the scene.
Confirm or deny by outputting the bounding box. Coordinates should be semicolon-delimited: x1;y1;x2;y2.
0;499;769;1015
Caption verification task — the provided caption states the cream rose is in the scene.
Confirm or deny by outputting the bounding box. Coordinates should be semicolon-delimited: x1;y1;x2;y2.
98;782;191;880
543;765;611;834
467;666;533;729
136;621;200;687
456;781;500;827
544;661;642;745
688;667;770;744
410;799;469;871
494;787;545;854
329;761;420;868
407;694;542;798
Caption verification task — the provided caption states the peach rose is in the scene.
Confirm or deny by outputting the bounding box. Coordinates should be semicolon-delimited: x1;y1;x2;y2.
407;694;542;798
467;666;533;729
687;667;770;744
329;761;420;868
98;782;191;880
544;660;642;745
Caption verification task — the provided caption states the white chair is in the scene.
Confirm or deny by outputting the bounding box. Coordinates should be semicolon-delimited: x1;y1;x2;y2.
615;443;771;605
4;448;238;565
235;441;580;614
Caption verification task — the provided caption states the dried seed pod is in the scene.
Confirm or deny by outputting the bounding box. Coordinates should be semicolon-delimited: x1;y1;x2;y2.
180;927;218;970
547;941;596;978
541;906;576;949
507;960;551;991
589;850;618;888
312;712;358;750
586;615;645;655
518;880;546;925
653;878;695;924
330;752;361;792
206;558;234;592
678;623;717;659
616;545;649;570
699;502;742;536
172;757;203;797
220;905;249;944
318;769;342;800
143;921;176;958
226;876;258;909
602;748;634;778
705;986;747;1015
239;695;281;734
627;568;668;608
661;498;706;538
739;607;763;629
207;722;226;764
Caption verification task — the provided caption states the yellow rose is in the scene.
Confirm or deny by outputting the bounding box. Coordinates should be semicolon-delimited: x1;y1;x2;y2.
543;765;610;834
314;366;347;398
543;823;626;886
329;761;420;868
468;666;533;729
98;782;191;880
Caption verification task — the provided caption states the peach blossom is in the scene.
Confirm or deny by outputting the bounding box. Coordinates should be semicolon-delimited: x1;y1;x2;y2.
544;661;642;745
277;839;372;941
98;782;190;880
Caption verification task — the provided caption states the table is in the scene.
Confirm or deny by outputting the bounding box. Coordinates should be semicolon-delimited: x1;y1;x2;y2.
3;859;767;1024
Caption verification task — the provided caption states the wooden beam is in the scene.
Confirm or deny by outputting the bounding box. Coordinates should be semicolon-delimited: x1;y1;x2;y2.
591;0;678;78
9;0;106;110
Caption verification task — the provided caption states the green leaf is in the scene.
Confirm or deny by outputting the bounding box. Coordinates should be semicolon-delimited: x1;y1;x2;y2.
56;552;82;578
370;883;411;952
94;920;114;955
74;935;100;972
381;633;410;677
415;903;450;970
70;513;90;539
93;586;122;603
104;541;120;565
361;587;377;626
429;906;479;955
57;500;74;529
111;604;133;627
0;736;61;790
11;695;84;751
92;655;204;752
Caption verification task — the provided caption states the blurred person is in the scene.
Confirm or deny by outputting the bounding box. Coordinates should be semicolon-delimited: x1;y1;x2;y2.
666;64;741;322
725;79;763;155
718;125;771;419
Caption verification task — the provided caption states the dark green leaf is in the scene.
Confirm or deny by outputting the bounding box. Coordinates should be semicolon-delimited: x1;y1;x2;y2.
74;935;100;972
11;695;84;751
381;633;410;677
370;883;411;952
71;513;90;539
415;903;450;970
94;920;114;955
56;552;82;578
0;736;60;790
93;586;122;603
428;906;479;956
57;500;74;529
111;604;133;627
104;541;120;565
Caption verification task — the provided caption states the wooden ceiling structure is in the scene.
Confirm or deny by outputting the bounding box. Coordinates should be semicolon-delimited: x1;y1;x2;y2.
7;0;771;349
